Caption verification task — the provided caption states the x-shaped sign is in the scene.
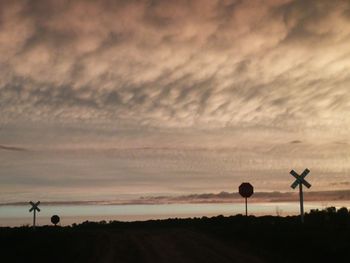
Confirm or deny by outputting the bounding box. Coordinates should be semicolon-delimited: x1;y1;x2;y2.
290;169;311;189
29;201;41;212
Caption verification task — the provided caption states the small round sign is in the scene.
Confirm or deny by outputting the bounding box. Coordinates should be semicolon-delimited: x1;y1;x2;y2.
239;182;254;198
51;215;60;226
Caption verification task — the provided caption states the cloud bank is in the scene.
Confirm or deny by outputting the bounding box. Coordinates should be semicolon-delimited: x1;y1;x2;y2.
1;0;350;202
1;0;350;129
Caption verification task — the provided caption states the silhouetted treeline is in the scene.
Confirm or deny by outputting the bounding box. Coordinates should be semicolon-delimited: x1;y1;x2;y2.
1;207;350;263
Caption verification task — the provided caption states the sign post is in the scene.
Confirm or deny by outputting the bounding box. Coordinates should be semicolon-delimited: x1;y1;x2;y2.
239;182;254;216
290;169;311;223
29;201;41;228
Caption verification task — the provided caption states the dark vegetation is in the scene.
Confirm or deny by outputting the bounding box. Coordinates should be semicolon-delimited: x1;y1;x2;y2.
1;207;350;263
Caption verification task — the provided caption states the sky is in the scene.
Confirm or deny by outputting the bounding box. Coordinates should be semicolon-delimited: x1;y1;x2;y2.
1;0;350;203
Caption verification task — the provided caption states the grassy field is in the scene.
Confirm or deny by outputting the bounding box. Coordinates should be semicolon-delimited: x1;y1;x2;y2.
1;207;349;263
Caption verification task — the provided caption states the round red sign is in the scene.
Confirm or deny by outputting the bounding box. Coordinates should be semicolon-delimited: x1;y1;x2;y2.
239;182;254;198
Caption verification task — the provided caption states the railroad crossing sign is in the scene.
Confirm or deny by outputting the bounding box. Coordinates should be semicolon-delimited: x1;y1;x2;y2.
289;169;311;223
239;183;254;216
51;215;60;226
290;169;311;189
29;201;40;228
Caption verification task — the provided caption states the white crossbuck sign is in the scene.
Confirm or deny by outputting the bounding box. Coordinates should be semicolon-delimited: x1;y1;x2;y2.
29;201;40;228
289;169;311;223
290;169;311;189
29;201;41;212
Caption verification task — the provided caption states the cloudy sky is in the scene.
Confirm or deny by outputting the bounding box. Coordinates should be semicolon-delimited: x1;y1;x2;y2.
1;0;350;202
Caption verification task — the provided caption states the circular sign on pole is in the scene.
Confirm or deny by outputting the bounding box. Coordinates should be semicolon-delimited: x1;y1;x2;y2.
238;182;254;216
239;182;254;198
51;215;60;226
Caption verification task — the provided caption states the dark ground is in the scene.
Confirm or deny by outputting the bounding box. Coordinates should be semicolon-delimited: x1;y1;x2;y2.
1;207;350;263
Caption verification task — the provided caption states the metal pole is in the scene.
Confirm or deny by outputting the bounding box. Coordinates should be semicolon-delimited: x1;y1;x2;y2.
33;209;36;229
245;197;248;216
299;183;304;223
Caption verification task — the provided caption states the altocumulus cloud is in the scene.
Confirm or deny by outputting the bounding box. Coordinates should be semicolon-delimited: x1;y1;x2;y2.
0;0;350;128
1;0;350;201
